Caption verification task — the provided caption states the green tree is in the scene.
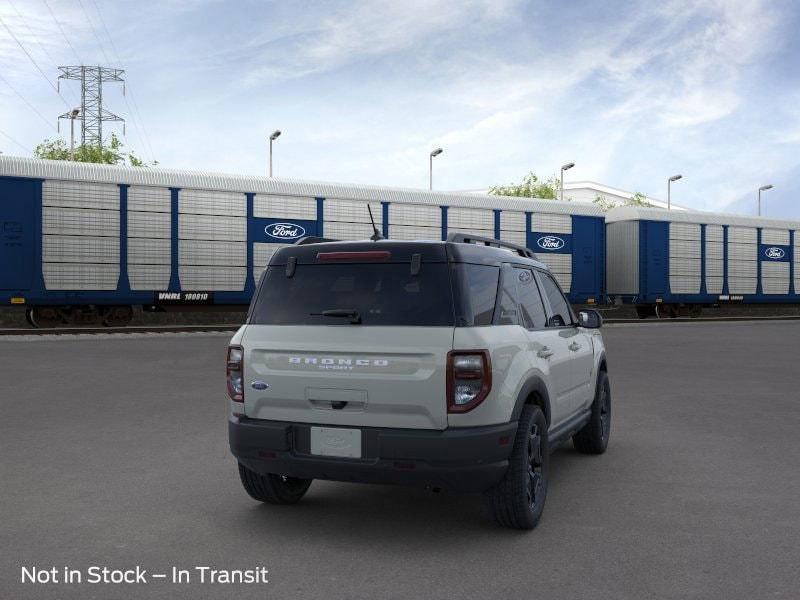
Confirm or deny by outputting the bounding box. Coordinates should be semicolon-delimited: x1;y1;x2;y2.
489;172;561;199
593;191;654;212
34;133;156;167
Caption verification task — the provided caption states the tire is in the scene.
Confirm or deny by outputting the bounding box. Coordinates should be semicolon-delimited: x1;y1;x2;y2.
483;405;549;530
237;463;312;505
572;370;611;454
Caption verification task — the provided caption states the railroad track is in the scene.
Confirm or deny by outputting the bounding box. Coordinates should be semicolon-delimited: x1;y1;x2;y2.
2;315;800;335
603;315;800;324
0;324;242;336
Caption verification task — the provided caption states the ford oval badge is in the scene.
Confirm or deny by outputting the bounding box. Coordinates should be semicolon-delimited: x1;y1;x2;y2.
264;222;306;240
251;381;269;390
537;235;565;251
764;246;785;260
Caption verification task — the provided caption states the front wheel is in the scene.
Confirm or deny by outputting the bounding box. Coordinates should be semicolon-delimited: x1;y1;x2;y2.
573;371;611;454
238;463;312;504
483;405;549;530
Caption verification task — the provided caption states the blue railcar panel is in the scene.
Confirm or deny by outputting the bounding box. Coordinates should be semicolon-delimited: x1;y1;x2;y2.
245;193;256;295
530;232;573;253
759;244;791;262
252;217;318;243
0;177;38;292
570;216;604;301
118;184;130;294
168;188;180;292
640;220;669;300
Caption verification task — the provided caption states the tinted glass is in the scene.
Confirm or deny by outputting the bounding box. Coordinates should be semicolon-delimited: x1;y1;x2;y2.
538;272;573;327
452;264;499;326
249;263;454;326
514;268;547;329
494;265;519;326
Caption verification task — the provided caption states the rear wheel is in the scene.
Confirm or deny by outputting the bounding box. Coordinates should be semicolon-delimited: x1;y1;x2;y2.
573;371;611;454
237;463;312;504
483;405;549;530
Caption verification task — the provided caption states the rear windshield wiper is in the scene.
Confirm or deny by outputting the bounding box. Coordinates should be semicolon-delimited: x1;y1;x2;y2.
311;308;362;324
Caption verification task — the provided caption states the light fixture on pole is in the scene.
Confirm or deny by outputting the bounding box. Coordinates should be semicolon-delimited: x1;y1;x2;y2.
667;174;682;210
269;130;281;177
758;184;773;216
560;162;575;202
429;147;443;190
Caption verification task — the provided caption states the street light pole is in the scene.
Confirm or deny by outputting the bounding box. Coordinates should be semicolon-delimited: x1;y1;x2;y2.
429;147;443;190
758;184;773;216
269;130;281;177
69;108;80;161
560;162;575;202
667;174;682;210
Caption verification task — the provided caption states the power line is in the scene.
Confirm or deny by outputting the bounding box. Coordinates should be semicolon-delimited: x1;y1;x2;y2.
75;0;113;65
87;0;156;162
7;0;81;107
43;0;84;66
0;14;71;109
0;128;32;153
0;72;59;132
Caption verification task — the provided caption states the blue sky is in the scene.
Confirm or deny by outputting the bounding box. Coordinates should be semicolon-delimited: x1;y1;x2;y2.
1;0;799;218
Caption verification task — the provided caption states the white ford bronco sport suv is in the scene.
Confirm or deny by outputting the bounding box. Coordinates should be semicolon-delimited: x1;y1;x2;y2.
228;234;610;529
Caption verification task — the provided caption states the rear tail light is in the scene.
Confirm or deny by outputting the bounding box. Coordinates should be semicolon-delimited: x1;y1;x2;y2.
447;350;491;413
227;345;244;402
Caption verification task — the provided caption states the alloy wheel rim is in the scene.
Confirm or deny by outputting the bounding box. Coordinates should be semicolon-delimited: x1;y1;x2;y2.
527;423;544;509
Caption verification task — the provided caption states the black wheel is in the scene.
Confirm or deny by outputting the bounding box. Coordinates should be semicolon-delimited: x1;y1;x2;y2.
29;307;63;328
655;304;675;319
483;405;549;530
573;371;611;454
688;304;703;318
101;305;134;327
635;305;654;319
237;463;312;505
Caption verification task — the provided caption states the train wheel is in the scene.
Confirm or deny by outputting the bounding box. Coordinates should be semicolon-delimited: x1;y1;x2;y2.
25;308;35;327
29;307;63;328
655;304;675;319
688;304;703;318
101;306;134;327
635;305;655;319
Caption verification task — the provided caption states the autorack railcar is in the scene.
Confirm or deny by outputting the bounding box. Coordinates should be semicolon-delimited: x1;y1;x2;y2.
606;206;800;318
0;156;606;327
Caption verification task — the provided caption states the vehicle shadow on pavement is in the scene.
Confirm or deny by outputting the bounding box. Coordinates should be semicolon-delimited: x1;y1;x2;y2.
224;447;586;544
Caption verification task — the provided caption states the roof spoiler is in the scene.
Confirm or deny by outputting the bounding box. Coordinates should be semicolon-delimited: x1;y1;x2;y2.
446;232;537;260
294;236;339;245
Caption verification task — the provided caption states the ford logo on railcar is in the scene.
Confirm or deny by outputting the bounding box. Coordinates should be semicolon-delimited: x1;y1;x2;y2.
265;222;305;239
537;235;565;250
764;247;785;259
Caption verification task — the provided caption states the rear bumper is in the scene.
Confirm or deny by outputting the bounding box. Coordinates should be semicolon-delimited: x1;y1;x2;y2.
229;417;517;493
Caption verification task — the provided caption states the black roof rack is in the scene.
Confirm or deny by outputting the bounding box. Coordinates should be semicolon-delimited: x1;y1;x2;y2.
294;236;339;245
446;232;537;260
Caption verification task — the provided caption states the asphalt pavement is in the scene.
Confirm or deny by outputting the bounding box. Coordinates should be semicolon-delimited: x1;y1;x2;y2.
1;321;799;599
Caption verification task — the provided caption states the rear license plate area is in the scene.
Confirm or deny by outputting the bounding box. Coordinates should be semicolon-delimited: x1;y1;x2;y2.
310;426;362;458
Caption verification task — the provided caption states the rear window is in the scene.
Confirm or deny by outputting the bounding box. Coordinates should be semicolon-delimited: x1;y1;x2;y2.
249;263;455;326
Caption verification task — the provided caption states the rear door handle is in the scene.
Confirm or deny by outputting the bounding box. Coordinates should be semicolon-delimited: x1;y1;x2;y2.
537;347;554;359
568;342;581;352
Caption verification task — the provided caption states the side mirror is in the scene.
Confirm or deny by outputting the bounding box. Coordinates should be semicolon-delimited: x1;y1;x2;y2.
578;309;603;329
